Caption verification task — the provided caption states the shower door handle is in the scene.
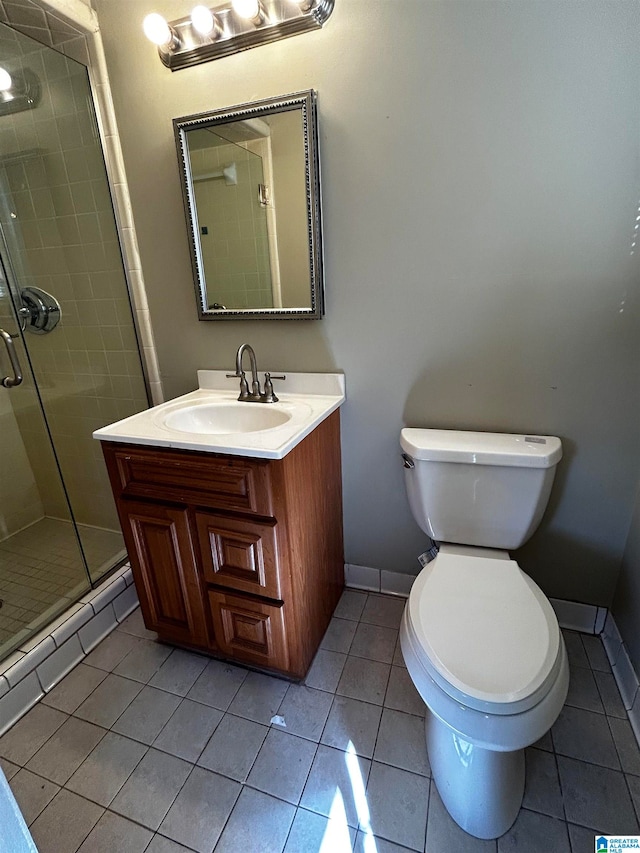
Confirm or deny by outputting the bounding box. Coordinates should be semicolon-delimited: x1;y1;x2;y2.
0;328;23;387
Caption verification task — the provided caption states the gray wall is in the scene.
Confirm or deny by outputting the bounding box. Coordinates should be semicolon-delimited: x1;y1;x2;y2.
94;0;640;606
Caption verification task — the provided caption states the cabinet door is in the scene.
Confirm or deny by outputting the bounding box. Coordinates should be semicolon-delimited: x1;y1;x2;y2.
195;511;282;600
208;590;289;672
121;500;209;648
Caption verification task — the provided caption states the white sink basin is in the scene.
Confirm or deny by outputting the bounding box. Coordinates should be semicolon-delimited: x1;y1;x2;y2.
94;371;346;459
162;402;292;435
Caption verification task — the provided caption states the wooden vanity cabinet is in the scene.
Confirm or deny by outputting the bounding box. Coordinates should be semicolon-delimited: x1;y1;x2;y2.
101;411;344;679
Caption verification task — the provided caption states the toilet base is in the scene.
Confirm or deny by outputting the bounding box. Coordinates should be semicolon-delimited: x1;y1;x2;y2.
426;710;525;839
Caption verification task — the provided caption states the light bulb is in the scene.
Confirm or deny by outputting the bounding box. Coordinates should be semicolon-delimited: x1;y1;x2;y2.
191;5;215;35
143;13;173;46
232;0;261;21
0;67;12;92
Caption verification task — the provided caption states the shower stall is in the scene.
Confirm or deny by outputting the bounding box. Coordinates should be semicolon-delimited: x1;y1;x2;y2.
0;22;149;662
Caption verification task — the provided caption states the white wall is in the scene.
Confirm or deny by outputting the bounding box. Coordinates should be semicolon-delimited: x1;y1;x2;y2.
94;0;640;606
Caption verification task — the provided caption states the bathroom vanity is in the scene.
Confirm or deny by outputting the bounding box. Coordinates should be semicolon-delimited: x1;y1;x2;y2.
95;370;345;680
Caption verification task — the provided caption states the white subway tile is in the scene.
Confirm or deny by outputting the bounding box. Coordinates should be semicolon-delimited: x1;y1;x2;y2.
594;607;607;634
0;651;25;678
0;673;44;737
602;611;624;667
113;584;139;622
549;598;598;633
81;575;126;613
37;635;84;692
380;570;415;598
345;564;380;592
51;604;94;649
6;637;55;687
612;643;640;711
78;603;117;653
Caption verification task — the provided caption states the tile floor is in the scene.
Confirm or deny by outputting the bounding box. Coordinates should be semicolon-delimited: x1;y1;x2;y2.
1;589;639;853
0;517;125;653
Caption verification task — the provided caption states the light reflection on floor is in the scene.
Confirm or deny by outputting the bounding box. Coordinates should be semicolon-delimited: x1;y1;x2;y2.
321;741;379;852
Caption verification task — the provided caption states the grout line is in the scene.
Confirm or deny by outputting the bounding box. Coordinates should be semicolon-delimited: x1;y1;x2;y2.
147;830;199;852
10;765;62;828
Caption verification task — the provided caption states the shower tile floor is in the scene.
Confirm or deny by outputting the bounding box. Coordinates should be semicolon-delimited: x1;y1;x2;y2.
1;589;639;853
0;517;125;653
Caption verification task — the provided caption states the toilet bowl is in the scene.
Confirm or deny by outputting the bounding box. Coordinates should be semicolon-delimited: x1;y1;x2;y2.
398;428;568;839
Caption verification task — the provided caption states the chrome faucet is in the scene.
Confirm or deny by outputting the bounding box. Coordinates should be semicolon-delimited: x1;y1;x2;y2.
227;344;286;403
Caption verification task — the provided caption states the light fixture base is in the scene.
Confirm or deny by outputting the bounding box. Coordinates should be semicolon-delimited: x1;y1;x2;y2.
155;0;334;71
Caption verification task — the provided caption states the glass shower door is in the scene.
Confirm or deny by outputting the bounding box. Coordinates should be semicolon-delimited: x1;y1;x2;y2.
0;20;151;662
0;258;91;660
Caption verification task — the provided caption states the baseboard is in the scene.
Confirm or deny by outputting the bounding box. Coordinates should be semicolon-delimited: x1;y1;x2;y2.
548;598;608;635
345;564;415;597
601;611;640;745
345;565;607;635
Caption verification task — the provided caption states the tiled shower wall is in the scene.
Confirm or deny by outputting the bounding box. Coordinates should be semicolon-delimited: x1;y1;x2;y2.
0;26;148;531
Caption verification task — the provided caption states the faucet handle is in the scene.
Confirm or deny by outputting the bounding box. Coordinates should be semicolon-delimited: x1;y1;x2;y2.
227;369;250;400
262;372;286;403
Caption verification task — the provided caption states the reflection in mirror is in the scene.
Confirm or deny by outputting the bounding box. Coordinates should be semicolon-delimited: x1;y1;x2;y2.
174;91;323;320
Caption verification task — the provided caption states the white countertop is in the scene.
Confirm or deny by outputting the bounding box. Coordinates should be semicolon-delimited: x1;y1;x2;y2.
93;370;345;460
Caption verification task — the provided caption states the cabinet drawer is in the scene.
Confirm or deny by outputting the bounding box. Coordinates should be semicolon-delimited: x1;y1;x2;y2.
104;444;273;516
195;511;282;600
208;590;289;671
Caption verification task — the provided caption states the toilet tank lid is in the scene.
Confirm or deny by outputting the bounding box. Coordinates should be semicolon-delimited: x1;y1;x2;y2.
400;429;562;468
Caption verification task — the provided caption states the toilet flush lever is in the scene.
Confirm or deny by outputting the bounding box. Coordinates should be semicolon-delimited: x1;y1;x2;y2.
402;453;415;469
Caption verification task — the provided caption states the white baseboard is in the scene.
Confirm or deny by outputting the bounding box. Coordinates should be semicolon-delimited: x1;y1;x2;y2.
344;564;381;592
345;565;609;635
548;598;608;635
345;564;416;597
601;611;640;745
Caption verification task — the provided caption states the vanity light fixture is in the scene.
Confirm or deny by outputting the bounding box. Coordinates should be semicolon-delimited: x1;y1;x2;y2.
190;4;223;38
232;0;266;25
142;0;334;71
0;66;40;116
142;12;180;48
0;68;12;92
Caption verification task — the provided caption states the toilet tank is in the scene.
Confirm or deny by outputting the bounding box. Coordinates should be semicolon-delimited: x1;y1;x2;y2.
400;429;562;550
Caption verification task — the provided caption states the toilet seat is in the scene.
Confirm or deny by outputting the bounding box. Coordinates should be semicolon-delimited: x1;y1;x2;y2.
406;551;560;715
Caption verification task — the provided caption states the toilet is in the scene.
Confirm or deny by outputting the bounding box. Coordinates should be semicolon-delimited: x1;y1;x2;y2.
398;428;569;840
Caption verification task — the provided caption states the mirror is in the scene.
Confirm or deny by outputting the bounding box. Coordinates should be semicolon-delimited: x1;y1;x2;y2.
174;90;323;320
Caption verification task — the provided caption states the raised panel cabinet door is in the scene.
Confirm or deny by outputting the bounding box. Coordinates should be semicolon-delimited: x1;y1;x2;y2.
208;590;289;672
195;511;282;600
122;500;209;647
